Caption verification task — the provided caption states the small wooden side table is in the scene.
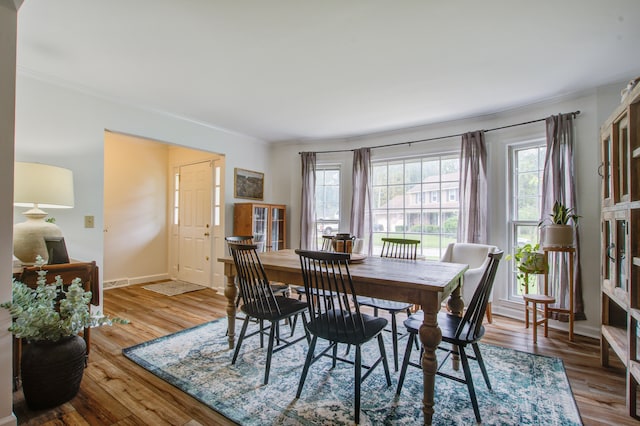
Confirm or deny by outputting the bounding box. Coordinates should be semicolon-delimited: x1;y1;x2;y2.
543;246;576;341
524;293;556;343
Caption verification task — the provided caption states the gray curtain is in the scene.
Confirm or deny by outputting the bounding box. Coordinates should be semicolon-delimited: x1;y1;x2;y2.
300;152;316;250
541;113;585;321
350;148;373;256
458;131;487;243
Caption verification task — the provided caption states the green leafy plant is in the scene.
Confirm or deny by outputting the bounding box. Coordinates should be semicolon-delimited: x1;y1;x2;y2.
506;243;546;290
540;200;580;226
1;257;127;342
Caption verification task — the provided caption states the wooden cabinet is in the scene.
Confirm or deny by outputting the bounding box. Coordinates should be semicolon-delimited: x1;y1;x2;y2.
600;82;640;417
233;203;286;252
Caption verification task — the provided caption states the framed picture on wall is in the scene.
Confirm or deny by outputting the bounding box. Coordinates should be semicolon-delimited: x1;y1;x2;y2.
234;168;264;200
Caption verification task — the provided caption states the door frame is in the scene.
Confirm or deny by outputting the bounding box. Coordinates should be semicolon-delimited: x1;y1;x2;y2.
169;156;225;291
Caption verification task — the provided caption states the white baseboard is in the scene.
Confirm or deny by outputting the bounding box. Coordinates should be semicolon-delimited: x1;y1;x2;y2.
492;303;601;340
0;414;17;426
104;273;170;289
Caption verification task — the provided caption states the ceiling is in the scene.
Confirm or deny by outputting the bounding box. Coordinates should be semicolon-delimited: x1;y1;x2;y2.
16;1;640;143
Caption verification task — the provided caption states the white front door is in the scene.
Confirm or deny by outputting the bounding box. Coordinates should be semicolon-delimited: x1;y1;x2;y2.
177;161;212;286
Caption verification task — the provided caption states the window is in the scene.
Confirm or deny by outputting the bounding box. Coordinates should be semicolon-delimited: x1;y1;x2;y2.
371;154;459;259
508;142;545;299
315;167;340;248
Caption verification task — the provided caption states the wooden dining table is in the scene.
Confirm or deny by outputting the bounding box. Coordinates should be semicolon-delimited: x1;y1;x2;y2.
218;249;468;425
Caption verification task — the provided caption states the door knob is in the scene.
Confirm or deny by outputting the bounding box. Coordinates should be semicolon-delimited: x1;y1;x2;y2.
204;232;210;237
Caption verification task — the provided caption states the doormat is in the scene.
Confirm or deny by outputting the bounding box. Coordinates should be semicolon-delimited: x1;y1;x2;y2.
142;281;207;296
123;318;583;425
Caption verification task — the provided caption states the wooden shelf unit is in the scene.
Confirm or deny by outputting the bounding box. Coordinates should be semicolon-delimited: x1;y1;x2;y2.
233;203;286;252
600;82;640;419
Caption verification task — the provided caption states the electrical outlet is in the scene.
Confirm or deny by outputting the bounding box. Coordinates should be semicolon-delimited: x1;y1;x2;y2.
84;215;94;228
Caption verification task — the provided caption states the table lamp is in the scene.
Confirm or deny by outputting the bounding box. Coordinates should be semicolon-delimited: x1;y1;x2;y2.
13;162;74;264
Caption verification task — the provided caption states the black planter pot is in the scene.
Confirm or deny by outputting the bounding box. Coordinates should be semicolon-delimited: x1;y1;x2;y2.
21;335;86;410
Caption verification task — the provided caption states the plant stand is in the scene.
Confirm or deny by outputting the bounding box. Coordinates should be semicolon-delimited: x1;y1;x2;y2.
543;246;576;341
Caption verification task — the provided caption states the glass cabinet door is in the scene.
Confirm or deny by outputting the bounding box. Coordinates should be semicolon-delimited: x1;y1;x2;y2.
252;206;268;252
270;207;285;251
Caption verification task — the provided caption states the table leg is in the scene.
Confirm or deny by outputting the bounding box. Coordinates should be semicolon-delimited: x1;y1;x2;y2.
446;279;464;371
419;298;442;425
224;264;238;349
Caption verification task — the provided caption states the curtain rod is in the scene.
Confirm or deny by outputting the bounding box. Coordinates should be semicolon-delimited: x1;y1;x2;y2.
298;110;581;155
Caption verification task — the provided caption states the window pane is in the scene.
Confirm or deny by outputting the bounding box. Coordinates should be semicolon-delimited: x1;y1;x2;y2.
509;143;545;301
373;164;387;185
388;162;403;184
372;154;459;258
405;161;421;184
314;167;341;248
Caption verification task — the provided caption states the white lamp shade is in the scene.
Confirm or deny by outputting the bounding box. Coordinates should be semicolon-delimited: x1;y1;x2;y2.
14;162;74;208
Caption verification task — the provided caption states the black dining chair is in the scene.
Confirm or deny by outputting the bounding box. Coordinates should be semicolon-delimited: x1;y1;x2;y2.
226;236;290;301
229;243;309;385
356;237;419;371
295;249;391;424
293;234;340;314
396;250;503;423
225;236;291;336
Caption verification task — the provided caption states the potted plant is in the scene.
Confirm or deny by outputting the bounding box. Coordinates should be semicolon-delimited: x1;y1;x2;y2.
2;257;127;410
539;200;580;247
506;243;547;293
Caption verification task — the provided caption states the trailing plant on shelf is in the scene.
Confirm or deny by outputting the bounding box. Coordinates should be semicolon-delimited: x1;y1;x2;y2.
506;243;546;291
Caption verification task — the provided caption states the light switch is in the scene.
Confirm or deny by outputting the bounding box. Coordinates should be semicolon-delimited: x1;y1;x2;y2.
84;215;95;228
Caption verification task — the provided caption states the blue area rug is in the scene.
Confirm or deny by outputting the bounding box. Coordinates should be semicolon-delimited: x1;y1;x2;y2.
122;318;582;425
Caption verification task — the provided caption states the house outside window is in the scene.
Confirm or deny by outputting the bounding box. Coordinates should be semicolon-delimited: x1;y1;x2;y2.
508;141;545;299
371;154;459;259
315;166;340;248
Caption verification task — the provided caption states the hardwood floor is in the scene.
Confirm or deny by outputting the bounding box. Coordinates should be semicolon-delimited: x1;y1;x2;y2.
12;283;638;425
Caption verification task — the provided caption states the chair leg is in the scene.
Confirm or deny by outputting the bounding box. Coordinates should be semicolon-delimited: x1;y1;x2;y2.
391;312;399;372
264;321;277;385
290;314;298;337
232;317;251;364
472;343;491;389
296;336;318;398
460;347;481;423
485;302;493;323
354;345;362;425
396;332;415;395
260;319;265;348
377;333;392;386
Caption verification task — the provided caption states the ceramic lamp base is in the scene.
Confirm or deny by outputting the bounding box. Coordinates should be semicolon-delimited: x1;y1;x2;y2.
13;208;62;264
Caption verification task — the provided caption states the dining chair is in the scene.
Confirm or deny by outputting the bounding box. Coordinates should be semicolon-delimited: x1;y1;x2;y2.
295;249;392;424
226;236;290;300
229;243;309;385
293;234;336;302
396;250;503;423
321;234;334;251
356;237;419;371
440;242;498;322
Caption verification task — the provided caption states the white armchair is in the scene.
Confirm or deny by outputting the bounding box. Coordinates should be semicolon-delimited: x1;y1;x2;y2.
441;242;499;323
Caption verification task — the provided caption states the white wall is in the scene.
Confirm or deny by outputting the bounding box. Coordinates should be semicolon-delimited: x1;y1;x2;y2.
270;83;626;339
103;132;170;285
14;74;271;296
